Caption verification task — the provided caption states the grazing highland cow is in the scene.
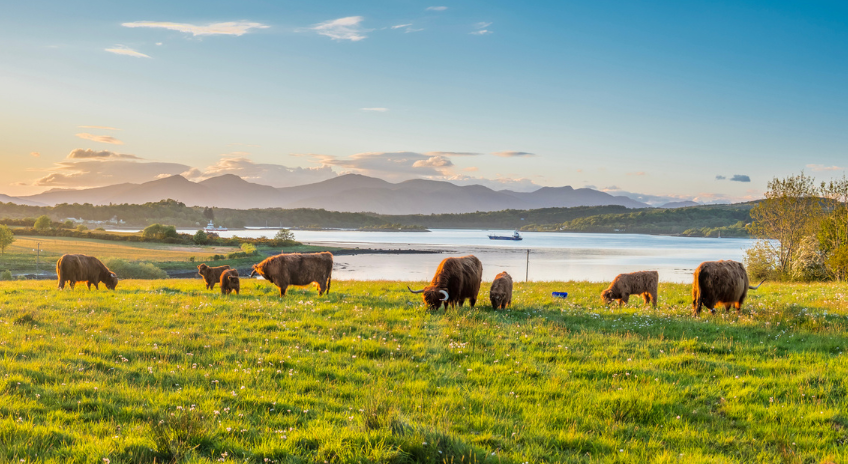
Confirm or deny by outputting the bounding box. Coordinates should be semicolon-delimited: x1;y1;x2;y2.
408;255;483;310
197;263;231;290
56;254;118;290
692;260;764;316
220;269;240;295
490;271;513;310
249;252;333;297
601;270;659;308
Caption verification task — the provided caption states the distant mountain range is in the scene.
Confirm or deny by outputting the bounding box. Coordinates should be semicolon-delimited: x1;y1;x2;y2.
10;174;654;214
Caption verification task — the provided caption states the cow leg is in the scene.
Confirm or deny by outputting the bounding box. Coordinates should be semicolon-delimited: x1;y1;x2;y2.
234;288;239;295
86;281;92;290
58;279;65;290
642;293;651;306
69;281;75;290
734;302;741;312
651;292;658;309
280;286;287;297
470;297;476;307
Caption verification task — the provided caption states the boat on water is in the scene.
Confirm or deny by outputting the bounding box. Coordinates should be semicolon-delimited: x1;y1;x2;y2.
488;230;523;241
204;220;228;233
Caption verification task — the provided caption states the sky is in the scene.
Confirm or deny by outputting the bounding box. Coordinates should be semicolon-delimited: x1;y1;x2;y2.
1;0;847;205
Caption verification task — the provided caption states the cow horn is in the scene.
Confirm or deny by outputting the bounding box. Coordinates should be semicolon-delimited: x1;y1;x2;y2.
749;279;765;290
407;286;424;294
111;273;116;278
249;269;257;277
439;290;449;301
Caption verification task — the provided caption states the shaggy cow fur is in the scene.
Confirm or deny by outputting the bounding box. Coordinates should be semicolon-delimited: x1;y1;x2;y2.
601;270;658;308
56;254;118;290
692;260;764;316
489;271;513;310
197;263;231;290
409;255;483;310
220;269;240;295
249;252;333;297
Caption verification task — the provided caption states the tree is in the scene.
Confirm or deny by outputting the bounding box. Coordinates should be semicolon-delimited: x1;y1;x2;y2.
817;175;848;281
142;223;179;240
748;173;821;277
203;207;215;221
34;215;52;231
274;229;295;242
0;225;14;263
193;230;208;245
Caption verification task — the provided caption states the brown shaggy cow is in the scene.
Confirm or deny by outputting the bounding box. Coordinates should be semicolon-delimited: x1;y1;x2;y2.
692;260;764;316
601;270;659;308
249;252;333;297
220;269;240;295
197;263;231;290
490;271;513;310
408;255;483;310
56;254;118;290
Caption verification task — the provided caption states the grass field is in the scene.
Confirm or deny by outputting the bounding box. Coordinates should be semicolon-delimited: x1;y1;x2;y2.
0;236;340;275
0;278;846;463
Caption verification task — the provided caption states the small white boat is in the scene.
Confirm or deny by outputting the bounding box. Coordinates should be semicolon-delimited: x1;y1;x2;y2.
204;220;228;233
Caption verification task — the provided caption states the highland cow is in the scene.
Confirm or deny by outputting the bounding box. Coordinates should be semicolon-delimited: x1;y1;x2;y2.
601;270;659;308
692;260;764;316
56;254;118;290
408;255;483;310
249;252;333;297
220;269;240;295
489;271;513;310
197;263;231;290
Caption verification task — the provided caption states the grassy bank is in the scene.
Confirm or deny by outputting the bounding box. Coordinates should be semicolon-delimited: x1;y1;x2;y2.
0;279;846;463
0;236;342;275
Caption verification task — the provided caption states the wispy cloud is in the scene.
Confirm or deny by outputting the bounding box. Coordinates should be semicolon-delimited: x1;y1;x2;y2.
492;151;534;157
67;149;139;160
104;45;150;58
191;156;336;188
312;16;369;41
361;107;389;112
807;164;845;172
79;125;120;131
30;152;40;157
426;6;448;11
471;21;493;35
715;175;726;180
122;20;269;36
730;174;751;182
627;171;647;176
75;133;124;145
463;166;479;172
34;149;188;188
391;24;412;29
428;151;480;156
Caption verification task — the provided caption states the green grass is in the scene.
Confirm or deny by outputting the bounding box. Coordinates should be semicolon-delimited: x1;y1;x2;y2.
0;236;344;275
0;279;846;463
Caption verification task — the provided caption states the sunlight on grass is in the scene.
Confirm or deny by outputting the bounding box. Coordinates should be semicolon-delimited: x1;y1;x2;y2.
0;279;846;463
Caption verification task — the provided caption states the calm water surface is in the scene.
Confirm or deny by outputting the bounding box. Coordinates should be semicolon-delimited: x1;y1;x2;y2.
172;228;756;283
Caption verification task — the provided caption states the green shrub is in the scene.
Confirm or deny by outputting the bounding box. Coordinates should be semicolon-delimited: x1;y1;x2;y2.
34;215;52;231
240;242;257;255
142;223;179;240
745;241;780;281
0;270;11;281
76;224;88;231
103;258;168;279
192;230;208;245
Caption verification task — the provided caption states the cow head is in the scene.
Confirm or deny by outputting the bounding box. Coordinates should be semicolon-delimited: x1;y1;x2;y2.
197;264;209;276
601;288;617;305
250;264;263;279
105;272;118;290
228;275;239;285
408;285;448;309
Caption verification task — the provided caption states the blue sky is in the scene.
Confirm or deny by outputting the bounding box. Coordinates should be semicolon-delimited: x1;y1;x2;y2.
1;0;846;204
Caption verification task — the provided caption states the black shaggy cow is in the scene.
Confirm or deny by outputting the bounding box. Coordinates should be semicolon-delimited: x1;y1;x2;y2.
408;255;483;310
250;252;333;297
56;254;118;290
692;260;764;316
